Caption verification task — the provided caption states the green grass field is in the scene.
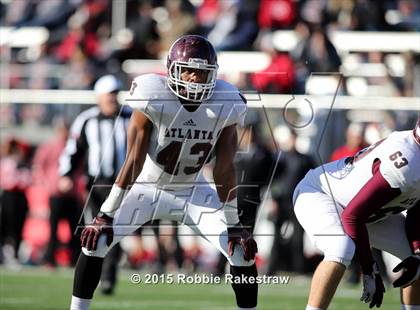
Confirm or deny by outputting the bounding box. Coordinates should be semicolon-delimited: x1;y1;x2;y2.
1;267;401;310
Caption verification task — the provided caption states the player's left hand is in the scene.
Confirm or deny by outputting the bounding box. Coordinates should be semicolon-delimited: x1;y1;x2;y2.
81;212;114;251
361;263;385;308
227;226;258;261
392;255;420;288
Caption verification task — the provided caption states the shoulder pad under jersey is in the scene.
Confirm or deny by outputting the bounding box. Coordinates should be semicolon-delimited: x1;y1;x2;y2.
125;73;172;122
211;79;247;128
380;131;420;192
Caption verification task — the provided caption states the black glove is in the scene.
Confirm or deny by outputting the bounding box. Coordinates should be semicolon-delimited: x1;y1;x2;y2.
370;273;386;308
393;255;420;288
227;226;258;261
361;263;386;308
80;212;113;251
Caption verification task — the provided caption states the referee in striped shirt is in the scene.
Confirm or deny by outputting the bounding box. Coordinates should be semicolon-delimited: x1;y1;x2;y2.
59;75;131;295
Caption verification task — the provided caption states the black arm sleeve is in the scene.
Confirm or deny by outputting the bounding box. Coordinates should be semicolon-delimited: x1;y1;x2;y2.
406;202;420;254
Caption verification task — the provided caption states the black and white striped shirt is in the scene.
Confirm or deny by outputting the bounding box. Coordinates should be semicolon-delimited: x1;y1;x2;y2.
59;106;131;184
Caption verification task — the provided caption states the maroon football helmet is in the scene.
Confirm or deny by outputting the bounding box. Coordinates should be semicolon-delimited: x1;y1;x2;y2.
414;114;420;145
167;35;218;102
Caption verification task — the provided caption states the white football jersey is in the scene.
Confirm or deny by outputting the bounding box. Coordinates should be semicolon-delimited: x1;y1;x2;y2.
305;130;420;222
126;74;247;190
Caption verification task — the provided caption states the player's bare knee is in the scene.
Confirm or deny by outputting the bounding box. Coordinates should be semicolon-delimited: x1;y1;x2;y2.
321;236;355;268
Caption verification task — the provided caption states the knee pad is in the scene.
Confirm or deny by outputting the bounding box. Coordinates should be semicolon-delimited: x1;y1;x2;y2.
317;235;355;268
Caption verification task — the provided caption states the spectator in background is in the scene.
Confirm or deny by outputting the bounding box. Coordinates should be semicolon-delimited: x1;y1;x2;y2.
401;51;420;97
321;0;390;31
158;0;196;52
258;0;296;31
330;122;367;162
110;0;160;66
28;41;59;90
289;21;311;94
348;0;391;31
250;34;295;94
55;13;101;64
53;0;110;65
292;25;341;73
0;138;32;265
126;0;160;59
27;41;61;125
59;75;131;295
299;0;326;26
267;127;315;275
195;0;220;36
57;45;97;121
59;46;96;91
56;10;99;120
364;51;403;96
1;0;27;26
395;0;420;31
207;0;259;51
291;23;341;93
32;119;83;267
6;0;79;31
0;2;5;26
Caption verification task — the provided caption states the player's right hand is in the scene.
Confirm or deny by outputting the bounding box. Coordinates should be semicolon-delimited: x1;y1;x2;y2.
80;212;114;251
227;226;258;261
360;263;385;308
392;255;420;288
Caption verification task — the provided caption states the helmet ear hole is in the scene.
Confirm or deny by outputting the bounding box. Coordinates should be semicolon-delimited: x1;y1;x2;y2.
166;35;218;102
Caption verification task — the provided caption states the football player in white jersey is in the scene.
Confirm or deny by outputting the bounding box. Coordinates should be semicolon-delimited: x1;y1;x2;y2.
70;35;259;310
293;116;420;310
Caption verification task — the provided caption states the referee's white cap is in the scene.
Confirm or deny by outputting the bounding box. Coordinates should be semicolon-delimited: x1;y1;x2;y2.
94;75;121;95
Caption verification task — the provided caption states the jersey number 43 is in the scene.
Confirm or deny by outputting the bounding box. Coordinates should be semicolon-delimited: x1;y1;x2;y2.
156;141;213;175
